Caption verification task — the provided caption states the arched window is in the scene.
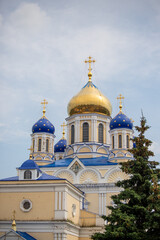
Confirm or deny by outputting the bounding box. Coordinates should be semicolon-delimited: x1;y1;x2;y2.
98;123;103;143
32;139;35;152
24;170;32;179
126;135;129;148
112;135;114;149
46;139;49;152
71;125;75;144
38;139;41;151
83;122;89;142
118;134;122;148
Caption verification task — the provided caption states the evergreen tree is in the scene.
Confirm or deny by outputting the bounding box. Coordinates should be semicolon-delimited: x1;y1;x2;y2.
92;116;160;240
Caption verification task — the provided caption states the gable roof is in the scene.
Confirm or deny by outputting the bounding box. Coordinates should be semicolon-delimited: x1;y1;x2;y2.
0;230;37;240
16;231;37;240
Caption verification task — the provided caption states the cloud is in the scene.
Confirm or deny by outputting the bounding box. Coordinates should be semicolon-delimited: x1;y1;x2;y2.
0;1;159;89
150;141;160;155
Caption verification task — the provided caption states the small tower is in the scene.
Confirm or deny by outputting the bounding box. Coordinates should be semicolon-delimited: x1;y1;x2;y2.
109;94;134;162
54;122;67;160
30;99;55;165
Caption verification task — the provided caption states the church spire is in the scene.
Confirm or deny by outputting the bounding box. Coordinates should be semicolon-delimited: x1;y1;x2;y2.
117;94;124;113
85;56;95;82
41;99;48;117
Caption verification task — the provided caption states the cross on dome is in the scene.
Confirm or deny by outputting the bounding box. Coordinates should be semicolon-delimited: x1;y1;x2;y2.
41;99;48;117
28;146;33;159
117;94;124;112
61;122;66;139
85;56;95;82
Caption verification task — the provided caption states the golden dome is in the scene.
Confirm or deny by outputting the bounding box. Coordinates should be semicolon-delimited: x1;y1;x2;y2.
67;80;112;116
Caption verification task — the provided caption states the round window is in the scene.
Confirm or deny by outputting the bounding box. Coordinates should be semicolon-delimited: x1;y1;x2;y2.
20;199;32;212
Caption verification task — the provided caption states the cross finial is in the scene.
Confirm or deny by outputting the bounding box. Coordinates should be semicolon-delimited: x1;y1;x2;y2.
28;146;33;159
61;122;66;139
85;56;95;82
41;99;48;117
12;210;16;231
117;94;124;112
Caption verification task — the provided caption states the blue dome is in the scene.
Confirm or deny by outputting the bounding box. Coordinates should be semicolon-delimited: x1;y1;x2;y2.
54;139;67;153
32;117;55;134
110;112;133;130
19;159;41;171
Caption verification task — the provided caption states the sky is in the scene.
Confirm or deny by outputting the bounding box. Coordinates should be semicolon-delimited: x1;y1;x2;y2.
0;0;160;178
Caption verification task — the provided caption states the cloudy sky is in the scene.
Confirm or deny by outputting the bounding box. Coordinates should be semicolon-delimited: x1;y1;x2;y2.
0;0;160;178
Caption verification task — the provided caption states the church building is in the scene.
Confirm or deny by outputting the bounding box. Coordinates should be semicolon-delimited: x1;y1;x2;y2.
0;57;134;240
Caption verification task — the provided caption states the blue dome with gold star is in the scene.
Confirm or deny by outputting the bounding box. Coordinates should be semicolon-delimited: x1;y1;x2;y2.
54;138;67;153
110;112;133;130
32;116;55;134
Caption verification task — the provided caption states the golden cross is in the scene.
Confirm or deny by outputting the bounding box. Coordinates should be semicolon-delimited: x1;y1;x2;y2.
61;122;66;139
117;94;124;112
28;146;33;159
85;56;95;82
28;146;33;152
41;99;48;117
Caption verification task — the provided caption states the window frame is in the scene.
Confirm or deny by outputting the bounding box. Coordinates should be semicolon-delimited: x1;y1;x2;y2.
24;170;32;180
71;125;75;144
98;123;104;143
118;134;122;148
83;122;89;142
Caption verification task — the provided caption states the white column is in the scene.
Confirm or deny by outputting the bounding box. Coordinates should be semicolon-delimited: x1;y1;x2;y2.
63;233;67;240
77;119;80;142
75;119;78;143
115;132;118;149
106;122;110;145
67;123;69;145
42;136;45;152
91;119;94;142
55;192;58;210
99;193;101;215
123;131;126;149
93;119;97;142
59;192;62;210
35;136;38;152
104;193;107;215
101;193;103;214
58;233;61;240
130;132;133;148
49;136;52;153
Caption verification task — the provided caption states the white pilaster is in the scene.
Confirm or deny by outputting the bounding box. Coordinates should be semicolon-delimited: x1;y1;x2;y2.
123;130;126;149
115;132;118;149
104;193;107;215
55;192;58;210
59;192;62;210
99;193;101;215
35;136;38;152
